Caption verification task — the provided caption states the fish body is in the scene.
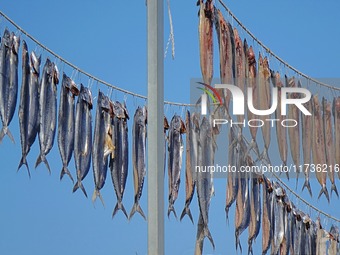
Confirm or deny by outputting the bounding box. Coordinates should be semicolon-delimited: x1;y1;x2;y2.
302;96;313;196
198;0;214;85
312;95;329;202
110;101;129;219
262;177;273;255
248;173;261;255
235;156;251;252
286;77;300;185
129;106;147;220
35;58;59;173
196;116;214;249
17;40;30;176
234;28;245;127
73;84;93;197
258;54;271;162
167;114;185;218
180;110;195;223
0;30;19;143
333;97;340;180
323;98;338;197
271;184;284;255
225;127;239;219
57;73;79;182
92;91;111;205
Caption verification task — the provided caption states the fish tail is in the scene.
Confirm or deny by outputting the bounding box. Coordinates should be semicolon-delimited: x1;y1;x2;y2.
35;153;51;174
331;183;339;198
248;239;253;255
17;155;31;178
92;189;105;207
129;202;146;221
198;224;215;250
317;185;330;203
72;180;88;198
225;206;230;224
167;203;178;219
0;126;15;144
112;201;128;219
60;165;74;183
235;230;242;252
302;179;313;197
180;206;194;224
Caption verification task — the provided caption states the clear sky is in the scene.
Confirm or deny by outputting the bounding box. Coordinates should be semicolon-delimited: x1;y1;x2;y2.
1;1;340;255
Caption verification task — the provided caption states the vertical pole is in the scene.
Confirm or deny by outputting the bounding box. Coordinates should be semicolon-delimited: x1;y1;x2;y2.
147;0;164;255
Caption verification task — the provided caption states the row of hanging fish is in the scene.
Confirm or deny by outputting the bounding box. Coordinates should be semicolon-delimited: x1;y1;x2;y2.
197;0;340;202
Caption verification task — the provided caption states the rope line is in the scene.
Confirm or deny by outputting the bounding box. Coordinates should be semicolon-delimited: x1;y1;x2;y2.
0;10;193;106
218;0;340;92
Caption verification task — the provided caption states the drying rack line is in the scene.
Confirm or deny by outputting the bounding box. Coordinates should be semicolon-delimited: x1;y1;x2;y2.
218;0;340;92
0;10;193;107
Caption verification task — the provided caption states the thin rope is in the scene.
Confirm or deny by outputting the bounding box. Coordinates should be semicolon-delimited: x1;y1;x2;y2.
218;0;340;92
0;10;193;106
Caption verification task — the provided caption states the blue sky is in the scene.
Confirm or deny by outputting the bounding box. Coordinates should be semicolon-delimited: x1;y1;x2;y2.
1;1;340;254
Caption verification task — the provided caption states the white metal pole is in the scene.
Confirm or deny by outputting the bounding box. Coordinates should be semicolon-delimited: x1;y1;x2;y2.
147;0;164;254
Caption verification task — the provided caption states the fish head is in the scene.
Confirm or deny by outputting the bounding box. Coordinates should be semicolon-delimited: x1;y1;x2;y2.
11;32;20;55
313;95;320;115
164;116;169;131
22;40;28;55
2;29;11;47
113;101;126;119
80;84;93;109
30;51;41;75
262;57;271;79
122;101;129;120
98;91;111;113
53;64;59;84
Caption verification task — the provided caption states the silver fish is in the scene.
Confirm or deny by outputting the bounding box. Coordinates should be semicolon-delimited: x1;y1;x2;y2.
196;116;215;249
0;30;19;143
129;106;147;220
248;173;262;255
73;84;92;197
271;183;284;255
57;73;79;183
235;155;251;252
167;114;186;218
92;91;111;205
35;58;59;173
110;101;129;219
225;127;239;220
328;225;339;255
17;40;31;176
262;177;273;255
301;93;313;196
323;97;338;197
180;110;195;223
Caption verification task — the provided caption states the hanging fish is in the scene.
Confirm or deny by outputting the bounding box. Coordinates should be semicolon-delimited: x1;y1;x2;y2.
35;58;59;173
180;110;195;223
234;28;246;129
198;0;213;85
328;225;339;255
196;116;215;250
245;45;260;157
333;97;340;180
0;30;20;143
163;116;169;175
129;106;147;220
110;101;129;219
225;127;239;220
286;76;300;187
57;73;79;183
271;183;285;255
312;95;329;202
247;172;262;255
272;72;288;178
18;40;36;176
280;195;292;255
167;114;186;219
73;84;92;197
262;177;273;255
301;91;313;196
92;91;111;206
258;54;272;164
322;97;338;197
235;155;251;252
